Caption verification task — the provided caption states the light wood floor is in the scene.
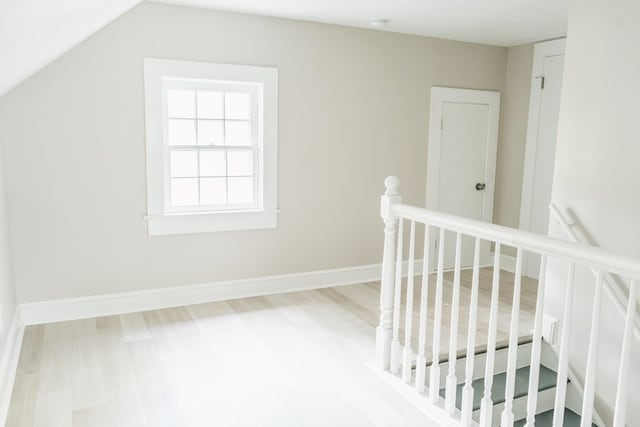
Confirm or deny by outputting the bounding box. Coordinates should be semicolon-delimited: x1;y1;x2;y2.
6;267;537;427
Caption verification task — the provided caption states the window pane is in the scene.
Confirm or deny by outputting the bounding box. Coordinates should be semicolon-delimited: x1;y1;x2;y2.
225;121;251;146
200;151;226;177
227;150;253;176
171;178;199;206
225;92;251;120
200;178;227;205
167;90;195;118
168;119;196;145
228;177;254;204
170;151;198;177
197;120;224;145
197;91;224;119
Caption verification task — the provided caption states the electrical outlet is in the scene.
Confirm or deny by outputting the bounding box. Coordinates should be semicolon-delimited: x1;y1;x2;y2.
542;315;559;345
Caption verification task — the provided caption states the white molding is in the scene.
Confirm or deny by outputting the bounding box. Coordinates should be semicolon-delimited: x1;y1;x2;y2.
518;38;566;277
499;254;517;274
0;308;25;426
20;260;424;326
146;209;278;235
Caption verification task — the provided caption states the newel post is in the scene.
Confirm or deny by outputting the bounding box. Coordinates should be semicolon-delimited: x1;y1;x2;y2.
376;176;402;370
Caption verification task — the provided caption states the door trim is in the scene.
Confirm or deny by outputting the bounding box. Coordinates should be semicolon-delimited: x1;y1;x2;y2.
426;87;501;223
518;39;566;276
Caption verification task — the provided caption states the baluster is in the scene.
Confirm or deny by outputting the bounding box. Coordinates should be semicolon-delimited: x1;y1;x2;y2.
579;271;603;427
445;232;463;415
524;256;547;427
479;242;501;427
428;227;446;403
612;279;637;427
461;238;481;426
501;248;523;426
402;221;417;383
390;218;404;374
415;225;431;393
376;176;401;370
552;262;576;427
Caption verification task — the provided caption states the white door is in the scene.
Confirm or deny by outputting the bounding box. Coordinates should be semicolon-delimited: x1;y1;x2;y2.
520;40;566;278
427;88;501;269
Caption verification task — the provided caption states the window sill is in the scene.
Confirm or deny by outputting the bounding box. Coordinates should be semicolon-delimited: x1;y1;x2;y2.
145;209;278;235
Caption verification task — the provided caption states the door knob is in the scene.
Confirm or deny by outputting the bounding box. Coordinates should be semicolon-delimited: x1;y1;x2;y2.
475;182;486;191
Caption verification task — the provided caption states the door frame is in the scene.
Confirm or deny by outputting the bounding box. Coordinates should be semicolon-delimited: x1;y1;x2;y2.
426;87;501;268
518;39;566;276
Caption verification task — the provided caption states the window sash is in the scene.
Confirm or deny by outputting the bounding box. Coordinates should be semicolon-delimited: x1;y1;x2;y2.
166;146;260;213
161;80;262;214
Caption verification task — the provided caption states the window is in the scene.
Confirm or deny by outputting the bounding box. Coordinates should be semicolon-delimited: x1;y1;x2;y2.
143;59;278;235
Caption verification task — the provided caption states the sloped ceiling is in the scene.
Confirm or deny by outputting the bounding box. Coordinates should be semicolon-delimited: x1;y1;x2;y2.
0;0;143;96
0;0;569;97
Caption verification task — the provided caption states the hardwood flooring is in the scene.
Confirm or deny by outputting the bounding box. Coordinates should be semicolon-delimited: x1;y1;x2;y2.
6;267;537;426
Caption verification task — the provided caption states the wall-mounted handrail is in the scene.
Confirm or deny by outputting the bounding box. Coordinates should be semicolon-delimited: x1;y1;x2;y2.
549;202;640;342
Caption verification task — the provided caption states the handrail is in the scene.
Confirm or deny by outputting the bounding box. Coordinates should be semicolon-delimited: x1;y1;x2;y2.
549;202;640;342
376;177;634;426
391;203;640;280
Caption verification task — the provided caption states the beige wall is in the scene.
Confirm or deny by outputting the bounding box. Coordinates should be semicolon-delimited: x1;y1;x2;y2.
494;44;534;230
547;0;640;423
0;2;508;303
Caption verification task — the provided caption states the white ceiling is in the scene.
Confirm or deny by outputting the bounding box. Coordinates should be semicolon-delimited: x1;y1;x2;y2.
0;0;143;96
155;0;569;46
0;0;569;97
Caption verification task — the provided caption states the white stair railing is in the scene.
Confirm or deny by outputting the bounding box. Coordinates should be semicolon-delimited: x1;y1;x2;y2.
479;244;501;427
414;225;431;393
549;202;640;343
500;247;523;426
613;279;637;427
375;177;640;427
552;262;575;427
461;237;481;426
429;226;446;404
523;255;547;427
445;232;462;416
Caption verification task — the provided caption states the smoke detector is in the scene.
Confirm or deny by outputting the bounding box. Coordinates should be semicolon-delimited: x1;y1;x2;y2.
369;19;390;29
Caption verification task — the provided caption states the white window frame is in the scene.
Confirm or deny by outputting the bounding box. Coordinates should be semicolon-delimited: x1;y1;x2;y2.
143;58;278;235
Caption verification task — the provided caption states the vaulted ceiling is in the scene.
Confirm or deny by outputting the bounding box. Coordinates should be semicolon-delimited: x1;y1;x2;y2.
0;0;569;96
0;0;143;96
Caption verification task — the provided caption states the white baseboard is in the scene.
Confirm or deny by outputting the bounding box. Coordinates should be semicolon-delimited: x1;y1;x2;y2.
499;254;517;274
0;308;25;426
20;260;424;326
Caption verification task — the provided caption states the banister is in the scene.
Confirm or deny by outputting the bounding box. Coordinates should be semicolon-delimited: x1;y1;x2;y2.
375;177;624;426
549;202;640;342
390;203;640;280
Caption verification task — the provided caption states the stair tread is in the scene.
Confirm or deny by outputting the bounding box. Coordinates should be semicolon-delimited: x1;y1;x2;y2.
439;364;560;411
514;408;596;427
